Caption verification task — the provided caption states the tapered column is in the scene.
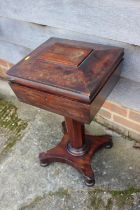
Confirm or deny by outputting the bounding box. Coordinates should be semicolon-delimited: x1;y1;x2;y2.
65;117;88;156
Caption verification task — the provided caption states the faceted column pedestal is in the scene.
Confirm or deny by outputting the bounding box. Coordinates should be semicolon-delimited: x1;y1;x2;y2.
39;117;113;186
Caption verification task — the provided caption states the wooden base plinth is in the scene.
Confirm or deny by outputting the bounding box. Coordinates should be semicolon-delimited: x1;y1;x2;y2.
39;120;113;186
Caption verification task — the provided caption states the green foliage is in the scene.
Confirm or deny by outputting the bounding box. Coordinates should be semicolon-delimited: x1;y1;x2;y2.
88;187;140;210
0;99;27;135
0;99;28;157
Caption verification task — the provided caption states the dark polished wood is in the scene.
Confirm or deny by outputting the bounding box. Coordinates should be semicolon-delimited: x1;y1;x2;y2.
9;62;121;124
39;119;113;186
7;37;124;104
65;118;89;156
9;82;90;123
7;38;124;186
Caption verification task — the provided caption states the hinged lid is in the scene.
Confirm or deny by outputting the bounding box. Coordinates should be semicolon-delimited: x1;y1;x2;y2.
7;38;124;103
39;42;93;67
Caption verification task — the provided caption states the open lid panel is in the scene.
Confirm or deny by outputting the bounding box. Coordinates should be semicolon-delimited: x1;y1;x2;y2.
7;38;124;103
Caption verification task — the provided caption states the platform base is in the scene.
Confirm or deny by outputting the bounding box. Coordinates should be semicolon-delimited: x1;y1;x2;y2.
39;122;113;186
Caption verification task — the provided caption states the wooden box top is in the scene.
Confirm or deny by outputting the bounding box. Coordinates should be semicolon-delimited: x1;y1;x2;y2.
7;38;124;103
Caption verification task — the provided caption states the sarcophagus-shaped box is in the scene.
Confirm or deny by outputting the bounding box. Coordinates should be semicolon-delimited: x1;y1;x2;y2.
7;38;124;123
7;38;124;186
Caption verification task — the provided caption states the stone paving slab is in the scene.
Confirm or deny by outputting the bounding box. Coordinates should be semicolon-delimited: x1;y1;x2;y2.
0;95;140;210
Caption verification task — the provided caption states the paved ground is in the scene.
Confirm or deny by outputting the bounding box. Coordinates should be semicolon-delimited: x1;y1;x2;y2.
0;81;140;210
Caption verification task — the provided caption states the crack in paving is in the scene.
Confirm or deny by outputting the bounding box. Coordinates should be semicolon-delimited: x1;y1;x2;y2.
19;187;140;210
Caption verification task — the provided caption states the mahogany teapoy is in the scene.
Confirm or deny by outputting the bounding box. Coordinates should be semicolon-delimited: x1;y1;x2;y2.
7;38;124;186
